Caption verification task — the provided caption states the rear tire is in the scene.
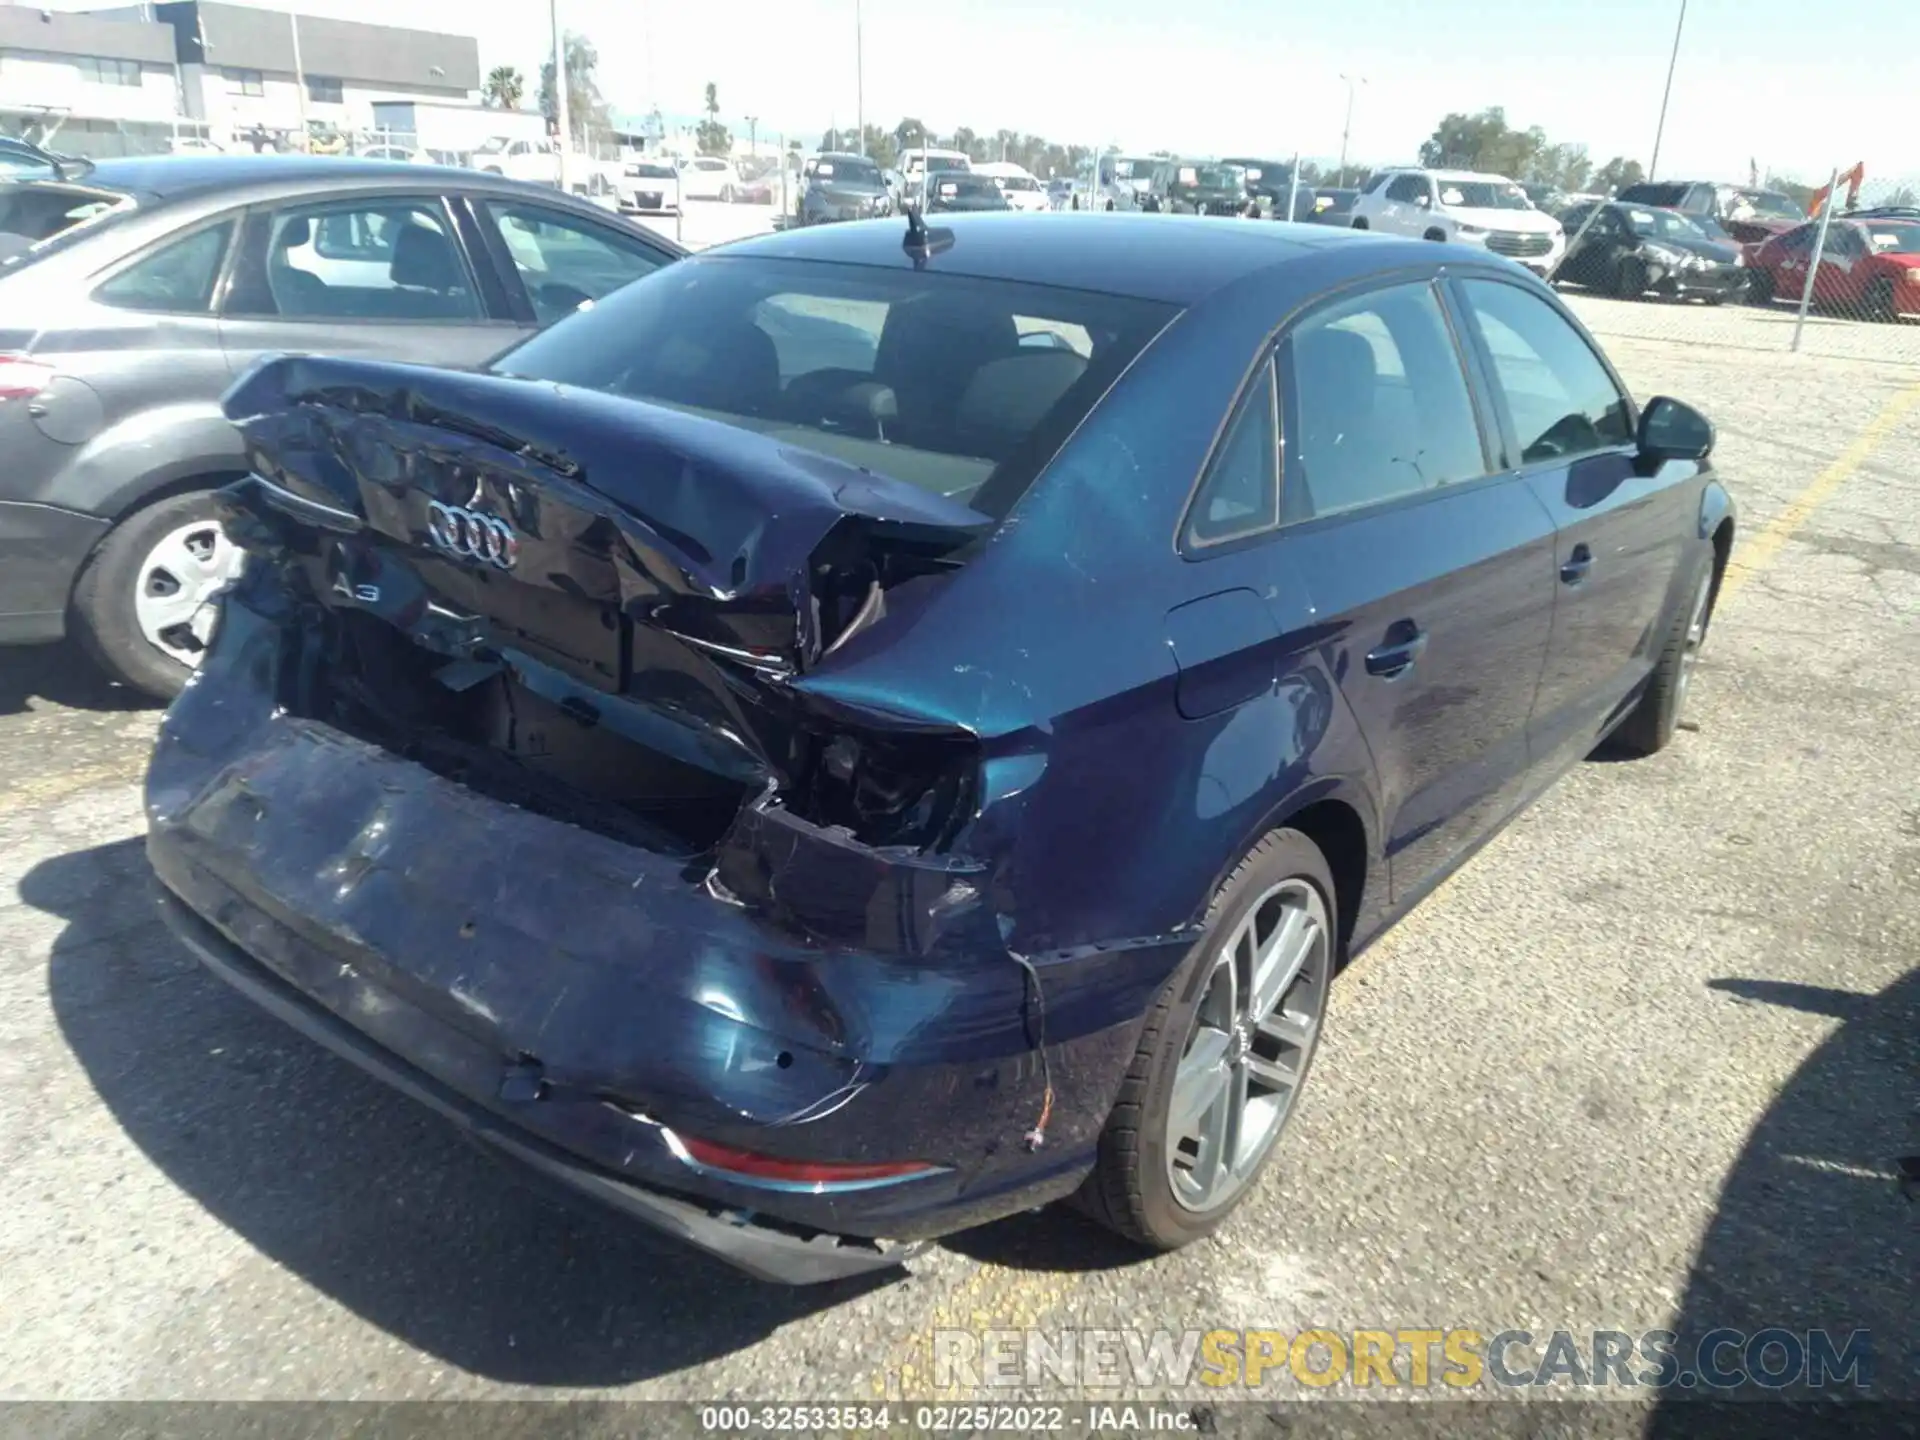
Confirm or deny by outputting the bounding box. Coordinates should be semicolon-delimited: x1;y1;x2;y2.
1423;227;1447;242
1745;269;1775;306
1350;216;1369;230
70;487;240;702
1612;560;1716;757
1075;828;1335;1250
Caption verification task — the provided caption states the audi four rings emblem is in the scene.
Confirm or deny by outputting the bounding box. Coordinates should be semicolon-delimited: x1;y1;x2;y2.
426;501;518;570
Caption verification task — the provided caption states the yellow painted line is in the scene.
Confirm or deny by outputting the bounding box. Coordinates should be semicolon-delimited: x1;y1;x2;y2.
860;378;1920;1399
1717;378;1920;604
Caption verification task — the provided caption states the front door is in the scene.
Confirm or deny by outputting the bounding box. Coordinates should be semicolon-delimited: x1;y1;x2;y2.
1448;275;1698;771
1272;277;1557;904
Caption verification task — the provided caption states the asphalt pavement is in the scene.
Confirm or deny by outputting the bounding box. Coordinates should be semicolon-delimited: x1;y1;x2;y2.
0;319;1914;1417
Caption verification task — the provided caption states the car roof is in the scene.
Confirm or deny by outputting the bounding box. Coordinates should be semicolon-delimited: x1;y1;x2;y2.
705;211;1408;305
812;152;871;164
76;153;538;202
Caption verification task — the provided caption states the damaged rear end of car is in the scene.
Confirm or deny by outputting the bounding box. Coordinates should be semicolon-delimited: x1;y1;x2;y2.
144;353;1149;1283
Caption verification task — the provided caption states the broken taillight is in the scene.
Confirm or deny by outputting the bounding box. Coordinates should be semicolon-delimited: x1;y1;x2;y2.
0;353;54;402
664;1130;944;1191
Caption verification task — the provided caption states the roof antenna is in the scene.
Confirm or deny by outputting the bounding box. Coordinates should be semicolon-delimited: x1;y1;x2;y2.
901;204;954;264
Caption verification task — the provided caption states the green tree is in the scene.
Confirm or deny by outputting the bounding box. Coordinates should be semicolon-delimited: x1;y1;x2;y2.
1591;155;1645;195
1418;106;1547;178
482;65;524;111
538;33;608;146
1763;172;1817;212
695;81;730;157
860;124;897;167
893;117;927;154
1884;184;1918;208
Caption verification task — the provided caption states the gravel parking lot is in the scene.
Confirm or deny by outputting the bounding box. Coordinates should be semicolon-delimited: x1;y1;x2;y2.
1;305;1914;1416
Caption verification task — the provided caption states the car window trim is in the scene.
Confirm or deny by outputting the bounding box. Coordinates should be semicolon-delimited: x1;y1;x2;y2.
1176;267;1501;557
218;190;503;327
87;213;239;318
1180;355;1281;553
1442;268;1641;477
474;193;675;324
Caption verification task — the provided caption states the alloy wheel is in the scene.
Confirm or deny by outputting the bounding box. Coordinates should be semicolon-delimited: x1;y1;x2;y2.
133;518;243;668
1675;568;1714;711
1166;879;1330;1213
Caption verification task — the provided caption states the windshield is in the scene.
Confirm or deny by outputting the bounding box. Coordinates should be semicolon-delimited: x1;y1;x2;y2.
997;175;1039;192
1622;207;1711;241
490;256;1176;520
1437;180;1531;210
1180;165;1239;190
1865;221;1920;255
1111;158;1153;181
1733;189;1803;220
474;137;511;155
815;158;881;187
627;163;676;179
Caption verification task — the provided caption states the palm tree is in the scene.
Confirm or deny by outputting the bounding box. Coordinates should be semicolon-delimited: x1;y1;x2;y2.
483;65;524;111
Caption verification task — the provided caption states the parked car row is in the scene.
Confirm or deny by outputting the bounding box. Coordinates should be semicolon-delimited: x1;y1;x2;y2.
0;150;682;695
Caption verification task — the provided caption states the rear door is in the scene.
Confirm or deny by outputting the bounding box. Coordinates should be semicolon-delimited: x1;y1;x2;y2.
217;191;521;373
1448;273;1695;771
1267;276;1558;904
1810;222;1868;307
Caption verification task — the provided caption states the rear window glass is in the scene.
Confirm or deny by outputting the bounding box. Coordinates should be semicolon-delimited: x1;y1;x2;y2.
0;181;132;270
491;255;1176;518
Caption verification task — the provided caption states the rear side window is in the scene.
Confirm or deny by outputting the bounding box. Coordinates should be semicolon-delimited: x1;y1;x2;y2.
1280;281;1487;521
1185;358;1278;547
1386;174;1427;203
94;221;233;313
228;199;480;321
491;255;1176;519
1455;279;1633;464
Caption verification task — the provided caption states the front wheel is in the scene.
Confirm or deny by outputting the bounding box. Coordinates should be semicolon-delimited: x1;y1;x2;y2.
1076;829;1335;1249
1865;277;1899;323
1612;560;1716;756
1612;256;1649;300
1349;216;1368;230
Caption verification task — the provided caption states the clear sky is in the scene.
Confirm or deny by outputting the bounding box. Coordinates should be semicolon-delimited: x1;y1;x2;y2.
59;0;1920;184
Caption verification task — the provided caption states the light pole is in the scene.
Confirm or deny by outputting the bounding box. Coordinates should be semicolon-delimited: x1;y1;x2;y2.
549;0;571;192
1647;0;1686;182
1338;73;1366;181
854;0;865;158
746;115;758;160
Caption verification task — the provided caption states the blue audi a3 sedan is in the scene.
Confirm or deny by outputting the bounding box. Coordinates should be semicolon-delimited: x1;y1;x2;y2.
146;213;1734;1283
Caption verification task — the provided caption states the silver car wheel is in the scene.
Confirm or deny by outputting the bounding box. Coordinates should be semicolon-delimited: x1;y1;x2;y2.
1675;568;1714;710
132;517;243;668
1166;878;1329;1214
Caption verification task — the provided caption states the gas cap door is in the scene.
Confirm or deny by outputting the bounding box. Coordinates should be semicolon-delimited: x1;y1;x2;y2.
1165;588;1279;719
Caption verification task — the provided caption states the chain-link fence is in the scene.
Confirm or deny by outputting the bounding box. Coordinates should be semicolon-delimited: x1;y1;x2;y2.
1541;170;1920;366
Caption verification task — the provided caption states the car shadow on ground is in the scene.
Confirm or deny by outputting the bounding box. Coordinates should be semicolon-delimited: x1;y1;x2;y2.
32;837;885;1388
0;643;153;717
1646;966;1916;1433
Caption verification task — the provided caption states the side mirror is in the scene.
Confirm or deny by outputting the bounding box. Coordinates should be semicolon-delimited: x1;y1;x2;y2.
1638;395;1714;462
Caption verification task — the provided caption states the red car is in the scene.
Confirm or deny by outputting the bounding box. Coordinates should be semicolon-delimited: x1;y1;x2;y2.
1748;213;1920;319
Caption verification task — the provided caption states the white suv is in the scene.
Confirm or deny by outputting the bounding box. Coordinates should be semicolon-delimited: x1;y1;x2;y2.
1349;168;1566;276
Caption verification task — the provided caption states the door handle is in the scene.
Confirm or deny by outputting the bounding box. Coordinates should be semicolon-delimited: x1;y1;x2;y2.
1365;625;1428;679
1560;544;1594;586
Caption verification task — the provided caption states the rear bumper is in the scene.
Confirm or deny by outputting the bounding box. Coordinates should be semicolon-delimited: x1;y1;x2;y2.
156;884;923;1285
0;500;107;645
145;592;1164;1277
